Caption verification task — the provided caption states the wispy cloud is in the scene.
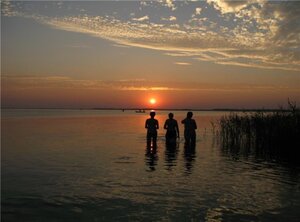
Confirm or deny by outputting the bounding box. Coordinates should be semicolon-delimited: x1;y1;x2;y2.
132;15;149;22
2;0;300;71
175;62;191;66
3;75;299;93
161;16;177;21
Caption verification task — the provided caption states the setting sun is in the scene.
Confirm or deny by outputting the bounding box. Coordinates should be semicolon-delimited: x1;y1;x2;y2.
149;98;156;105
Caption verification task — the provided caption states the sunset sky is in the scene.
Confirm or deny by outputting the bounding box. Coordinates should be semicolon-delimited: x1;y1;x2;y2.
2;0;300;109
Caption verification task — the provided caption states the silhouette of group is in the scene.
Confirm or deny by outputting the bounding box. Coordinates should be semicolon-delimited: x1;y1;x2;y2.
145;111;197;147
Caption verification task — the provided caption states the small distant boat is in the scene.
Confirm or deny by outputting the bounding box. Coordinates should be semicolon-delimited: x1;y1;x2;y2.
135;109;146;113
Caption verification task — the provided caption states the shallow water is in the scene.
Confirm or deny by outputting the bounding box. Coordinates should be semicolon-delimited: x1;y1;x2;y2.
2;109;300;221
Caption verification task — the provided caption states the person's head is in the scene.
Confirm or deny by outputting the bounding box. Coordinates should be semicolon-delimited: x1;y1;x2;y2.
150;111;156;118
168;113;174;119
187;111;193;118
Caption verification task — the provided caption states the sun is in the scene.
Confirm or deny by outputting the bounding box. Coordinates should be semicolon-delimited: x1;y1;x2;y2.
149;98;156;105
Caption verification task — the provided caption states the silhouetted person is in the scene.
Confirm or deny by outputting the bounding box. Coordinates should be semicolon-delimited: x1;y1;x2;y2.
164;113;179;145
145;111;159;148
181;111;197;146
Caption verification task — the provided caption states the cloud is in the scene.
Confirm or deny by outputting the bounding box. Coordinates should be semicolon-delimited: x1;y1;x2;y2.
3;75;299;93
160;0;177;11
195;7;202;15
193;49;300;72
112;44;131;48
2;0;300;72
207;0;254;14
140;1;148;7
175;62;191;66
161;16;177;21
132;15;149;22
267;2;300;49
1;0;22;17
2;75;181;91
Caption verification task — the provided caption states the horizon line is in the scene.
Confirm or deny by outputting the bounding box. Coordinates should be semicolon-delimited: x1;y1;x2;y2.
1;107;293;112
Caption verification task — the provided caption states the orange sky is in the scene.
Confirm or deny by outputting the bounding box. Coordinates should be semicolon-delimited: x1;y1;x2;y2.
2;77;298;109
1;1;299;109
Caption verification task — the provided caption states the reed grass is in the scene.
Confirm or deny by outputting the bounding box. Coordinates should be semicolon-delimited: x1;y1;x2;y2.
218;101;300;163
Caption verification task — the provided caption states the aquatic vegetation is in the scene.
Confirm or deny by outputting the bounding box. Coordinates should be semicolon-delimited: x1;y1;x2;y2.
218;101;300;163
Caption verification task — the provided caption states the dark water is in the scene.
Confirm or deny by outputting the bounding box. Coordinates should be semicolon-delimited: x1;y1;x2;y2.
2;109;300;221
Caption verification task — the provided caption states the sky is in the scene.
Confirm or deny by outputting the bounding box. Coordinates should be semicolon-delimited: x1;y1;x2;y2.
1;0;300;109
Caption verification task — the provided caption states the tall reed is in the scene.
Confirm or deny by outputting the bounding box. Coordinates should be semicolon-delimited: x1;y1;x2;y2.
218;101;300;163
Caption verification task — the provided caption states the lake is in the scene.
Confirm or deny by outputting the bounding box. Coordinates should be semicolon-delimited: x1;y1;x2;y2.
2;109;300;221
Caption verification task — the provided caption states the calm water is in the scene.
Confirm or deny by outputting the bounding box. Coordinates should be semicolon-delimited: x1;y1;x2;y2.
2;109;300;222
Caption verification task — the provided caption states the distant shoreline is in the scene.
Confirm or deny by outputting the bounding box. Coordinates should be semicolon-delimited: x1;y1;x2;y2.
1;107;291;112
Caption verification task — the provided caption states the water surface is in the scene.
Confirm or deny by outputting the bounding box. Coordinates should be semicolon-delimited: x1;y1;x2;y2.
2;109;300;221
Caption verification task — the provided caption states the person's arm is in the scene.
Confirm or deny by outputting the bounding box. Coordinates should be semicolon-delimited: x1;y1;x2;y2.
145;120;148;129
181;119;185;124
193;120;197;129
156;120;159;129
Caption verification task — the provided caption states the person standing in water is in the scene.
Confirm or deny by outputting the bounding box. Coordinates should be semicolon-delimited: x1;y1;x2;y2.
145;111;159;147
181;111;197;146
164;113;179;144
